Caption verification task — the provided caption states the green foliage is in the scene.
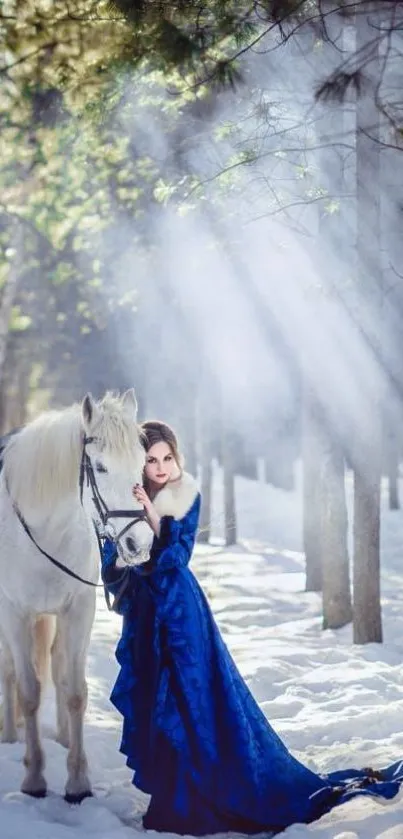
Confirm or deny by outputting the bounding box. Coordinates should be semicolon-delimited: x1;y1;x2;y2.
0;0;372;417
106;0;312;84
0;0;220;416
9;307;32;332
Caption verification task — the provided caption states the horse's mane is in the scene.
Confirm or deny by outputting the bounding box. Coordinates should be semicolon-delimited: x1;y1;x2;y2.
2;393;143;513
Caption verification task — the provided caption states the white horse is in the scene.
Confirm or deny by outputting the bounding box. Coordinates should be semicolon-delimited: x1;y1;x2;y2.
0;389;153;801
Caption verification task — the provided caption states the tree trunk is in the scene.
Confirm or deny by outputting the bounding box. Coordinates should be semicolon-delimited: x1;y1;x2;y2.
321;442;352;629
313;51;352;624
353;2;383;644
302;384;322;592
198;411;212;544
198;457;212;544
183;412;198;477
0;227;21;380
388;463;399;511
0;338;32;432
302;379;352;620
386;432;400;510
222;427;237;547
353;464;382;643
196;372;213;544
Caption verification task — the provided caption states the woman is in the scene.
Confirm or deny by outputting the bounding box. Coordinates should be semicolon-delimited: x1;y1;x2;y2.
102;420;403;836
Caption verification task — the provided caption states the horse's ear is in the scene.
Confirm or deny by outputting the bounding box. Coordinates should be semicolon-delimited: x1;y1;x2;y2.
82;393;97;427
122;388;138;419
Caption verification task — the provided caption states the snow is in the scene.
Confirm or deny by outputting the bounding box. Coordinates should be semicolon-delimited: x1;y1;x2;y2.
2;463;403;839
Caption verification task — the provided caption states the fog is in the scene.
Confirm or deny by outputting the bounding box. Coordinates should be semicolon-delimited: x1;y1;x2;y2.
3;2;403;506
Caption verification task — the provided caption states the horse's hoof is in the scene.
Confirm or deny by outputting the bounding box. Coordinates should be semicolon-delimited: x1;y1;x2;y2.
64;790;93;805
22;787;47;798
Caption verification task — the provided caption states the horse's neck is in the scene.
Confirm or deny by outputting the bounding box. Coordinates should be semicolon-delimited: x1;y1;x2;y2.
23;492;89;547
0;472;92;556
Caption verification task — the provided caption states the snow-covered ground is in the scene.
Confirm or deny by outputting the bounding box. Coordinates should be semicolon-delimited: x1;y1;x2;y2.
2;464;403;839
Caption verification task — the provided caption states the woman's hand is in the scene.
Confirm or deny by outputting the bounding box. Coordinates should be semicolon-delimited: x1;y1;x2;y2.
133;484;153;514
132;484;161;537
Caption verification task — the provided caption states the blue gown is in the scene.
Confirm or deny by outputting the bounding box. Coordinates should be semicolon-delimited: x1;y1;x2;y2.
102;495;403;836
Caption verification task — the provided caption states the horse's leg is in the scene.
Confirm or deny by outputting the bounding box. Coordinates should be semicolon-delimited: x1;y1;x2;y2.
34;615;54;689
61;589;96;803
0;638;18;743
51;619;69;748
6;614;46;796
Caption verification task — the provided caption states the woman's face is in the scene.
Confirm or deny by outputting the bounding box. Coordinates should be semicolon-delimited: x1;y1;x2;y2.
144;441;177;487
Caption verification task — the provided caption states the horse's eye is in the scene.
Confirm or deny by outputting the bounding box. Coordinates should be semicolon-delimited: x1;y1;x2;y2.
95;461;108;474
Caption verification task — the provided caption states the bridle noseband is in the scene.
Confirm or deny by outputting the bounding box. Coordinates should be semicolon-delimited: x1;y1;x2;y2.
79;434;147;547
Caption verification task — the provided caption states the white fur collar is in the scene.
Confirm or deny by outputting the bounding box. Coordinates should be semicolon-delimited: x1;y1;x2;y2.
153;471;199;521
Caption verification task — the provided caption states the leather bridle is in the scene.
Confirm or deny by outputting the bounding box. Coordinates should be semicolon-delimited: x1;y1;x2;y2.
79;434;147;546
7;434;147;592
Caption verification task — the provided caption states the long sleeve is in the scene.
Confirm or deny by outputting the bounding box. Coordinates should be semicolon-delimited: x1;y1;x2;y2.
101;537;132;614
149;494;201;573
101;493;201;609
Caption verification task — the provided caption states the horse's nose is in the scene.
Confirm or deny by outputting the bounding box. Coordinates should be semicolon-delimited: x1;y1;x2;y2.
125;536;136;554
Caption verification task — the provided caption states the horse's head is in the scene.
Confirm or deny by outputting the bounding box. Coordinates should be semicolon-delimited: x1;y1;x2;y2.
81;389;154;565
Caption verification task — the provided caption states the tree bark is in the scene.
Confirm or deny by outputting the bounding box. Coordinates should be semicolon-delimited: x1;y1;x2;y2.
353;2;383;644
196;371;213;544
313;47;353;624
321;441;352;629
388;463;399;511
180;396;198;477
0;230;21;379
198;412;212;544
198;457;212;544
222;426;237;547
386;432;400;510
2;345;31;432
302;384;322;592
302;378;352;622
353;464;382;643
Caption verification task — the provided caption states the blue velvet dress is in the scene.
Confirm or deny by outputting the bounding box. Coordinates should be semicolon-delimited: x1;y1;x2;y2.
102;495;403;836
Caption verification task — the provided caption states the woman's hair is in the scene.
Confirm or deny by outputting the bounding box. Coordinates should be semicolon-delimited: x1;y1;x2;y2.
140;420;182;471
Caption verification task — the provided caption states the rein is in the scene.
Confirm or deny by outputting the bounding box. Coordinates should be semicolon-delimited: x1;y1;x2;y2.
13;507;103;588
6;433;147;598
